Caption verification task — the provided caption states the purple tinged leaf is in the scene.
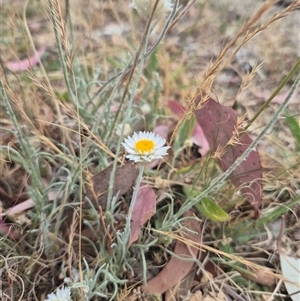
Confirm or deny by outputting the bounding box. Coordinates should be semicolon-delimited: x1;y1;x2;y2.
129;184;156;246
191;124;210;156
168;100;186;117
194;97;263;217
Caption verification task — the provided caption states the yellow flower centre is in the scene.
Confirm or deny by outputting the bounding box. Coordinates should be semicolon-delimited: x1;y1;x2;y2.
135;139;155;154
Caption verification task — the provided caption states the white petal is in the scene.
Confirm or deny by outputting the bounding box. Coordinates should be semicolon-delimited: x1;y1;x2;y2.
154;139;166;149
154;146;169;155
147;132;154;139
131;132;138;143
44;286;71;301
126;154;141;162
127;136;136;145
122;143;135;154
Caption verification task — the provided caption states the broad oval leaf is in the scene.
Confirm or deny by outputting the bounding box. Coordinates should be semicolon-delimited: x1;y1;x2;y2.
196;197;230;222
194;96;263;217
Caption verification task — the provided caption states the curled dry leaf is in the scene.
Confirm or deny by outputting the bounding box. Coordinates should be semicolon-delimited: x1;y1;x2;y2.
141;210;201;294
194;97;262;217
85;161;139;210
129;184;156;246
67;162;139;255
164;268;196;301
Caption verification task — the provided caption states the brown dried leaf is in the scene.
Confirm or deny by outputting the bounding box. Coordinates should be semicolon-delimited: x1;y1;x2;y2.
85;161;139;210
194;97;262;217
165;269;196;301
141;210;201;294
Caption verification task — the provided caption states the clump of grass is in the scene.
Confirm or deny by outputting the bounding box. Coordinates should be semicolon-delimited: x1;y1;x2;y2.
1;0;300;300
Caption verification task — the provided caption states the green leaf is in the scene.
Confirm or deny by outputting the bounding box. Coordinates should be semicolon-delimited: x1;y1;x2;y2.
146;48;159;79
285;110;300;151
219;243;235;254
195;197;230;222
55;91;69;102
173;116;196;154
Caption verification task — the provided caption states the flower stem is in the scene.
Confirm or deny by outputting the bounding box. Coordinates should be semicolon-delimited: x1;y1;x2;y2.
130;165;145;211
124;165;145;246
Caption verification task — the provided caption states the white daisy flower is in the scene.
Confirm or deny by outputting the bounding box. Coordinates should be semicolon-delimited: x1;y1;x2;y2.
122;131;170;163
44;286;72;301
130;0;173;21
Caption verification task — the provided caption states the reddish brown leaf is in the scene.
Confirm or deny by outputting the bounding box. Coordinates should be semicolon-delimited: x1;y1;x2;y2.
191;124;210;156
141;210;201;294
129;184;156;246
85;161;139;210
168;100;186;117
194;97;262;217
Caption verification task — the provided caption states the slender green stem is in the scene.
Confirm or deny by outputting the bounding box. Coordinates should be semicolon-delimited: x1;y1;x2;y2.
246;57;300;130
130;165;145;211
145;0;179;58
123;165;145;246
